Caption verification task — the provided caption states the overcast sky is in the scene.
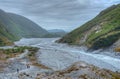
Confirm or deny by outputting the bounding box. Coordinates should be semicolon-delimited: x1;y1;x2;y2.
0;0;120;31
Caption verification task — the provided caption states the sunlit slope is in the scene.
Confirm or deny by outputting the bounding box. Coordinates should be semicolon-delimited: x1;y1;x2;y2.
59;4;120;50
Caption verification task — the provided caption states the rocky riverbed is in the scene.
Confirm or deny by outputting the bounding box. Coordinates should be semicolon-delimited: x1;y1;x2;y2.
0;38;120;79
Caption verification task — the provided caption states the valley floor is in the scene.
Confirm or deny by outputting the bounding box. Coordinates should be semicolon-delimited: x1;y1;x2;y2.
0;38;120;79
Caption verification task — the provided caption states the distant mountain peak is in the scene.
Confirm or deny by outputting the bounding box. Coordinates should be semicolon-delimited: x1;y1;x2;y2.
48;29;66;33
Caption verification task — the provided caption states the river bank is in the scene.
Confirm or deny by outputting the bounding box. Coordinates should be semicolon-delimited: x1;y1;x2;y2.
0;38;120;79
15;38;120;72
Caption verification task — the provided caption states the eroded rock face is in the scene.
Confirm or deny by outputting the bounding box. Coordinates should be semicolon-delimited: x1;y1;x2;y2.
36;62;120;79
112;39;120;52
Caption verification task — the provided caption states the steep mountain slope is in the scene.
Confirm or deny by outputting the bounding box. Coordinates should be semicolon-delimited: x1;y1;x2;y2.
59;4;120;50
0;9;21;40
0;9;49;39
0;22;15;46
8;13;49;38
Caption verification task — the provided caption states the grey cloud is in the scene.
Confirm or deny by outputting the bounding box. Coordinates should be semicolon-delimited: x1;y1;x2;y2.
0;0;120;31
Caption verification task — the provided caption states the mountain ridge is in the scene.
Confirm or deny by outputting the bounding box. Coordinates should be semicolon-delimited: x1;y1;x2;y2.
8;13;49;38
0;9;49;46
58;4;120;51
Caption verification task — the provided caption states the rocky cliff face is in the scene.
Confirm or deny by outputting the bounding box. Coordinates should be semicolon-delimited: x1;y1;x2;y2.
58;4;120;51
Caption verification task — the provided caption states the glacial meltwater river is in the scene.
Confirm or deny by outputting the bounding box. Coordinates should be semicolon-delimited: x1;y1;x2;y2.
15;38;120;72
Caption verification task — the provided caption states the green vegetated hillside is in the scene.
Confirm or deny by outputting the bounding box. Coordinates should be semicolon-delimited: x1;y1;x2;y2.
0;9;49;46
0;22;15;46
59;4;120;50
8;13;48;38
